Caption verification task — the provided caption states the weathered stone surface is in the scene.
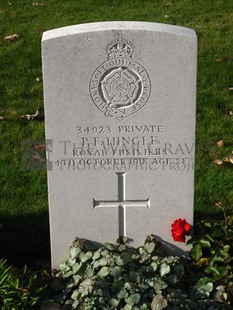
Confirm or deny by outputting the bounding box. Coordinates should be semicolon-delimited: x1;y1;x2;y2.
42;22;197;268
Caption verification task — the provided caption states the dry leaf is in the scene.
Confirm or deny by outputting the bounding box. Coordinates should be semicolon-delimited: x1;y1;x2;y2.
32;153;45;162
34;144;46;150
203;17;210;23
33;110;44;120
216;140;224;147
223;156;233;164
18;110;44;121
215;57;232;62
32;2;45;6
4;34;19;42
213;159;224;168
214;201;223;208
0;116;5;120
18;112;37;120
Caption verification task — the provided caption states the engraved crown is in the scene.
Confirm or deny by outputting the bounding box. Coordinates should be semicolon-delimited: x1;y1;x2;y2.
106;34;135;59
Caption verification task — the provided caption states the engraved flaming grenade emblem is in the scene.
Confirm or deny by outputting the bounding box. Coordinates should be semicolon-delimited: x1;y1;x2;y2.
90;34;151;120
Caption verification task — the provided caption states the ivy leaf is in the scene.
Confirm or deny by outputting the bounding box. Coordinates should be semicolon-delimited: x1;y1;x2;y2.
203;222;212;228
63;270;73;278
100;249;109;257
147;261;158;272
98;258;107;266
69;246;81;260
110;266;122;278
191;243;202;260
174;264;184;277
196;277;212;287
144;242;155;253
205;234;215;243
211;228;224;238
79;251;92;262
211;254;225;263
104;243;116;251
167;274;179;285
125;293;141;305
199;239;211;248
139;252;150;263
78;279;93;297
72;300;80;309
115;256;124;266
220;245;230;257
85;265;94;278
59;262;70;273
196;278;213;296
160;263;170;277
72;275;81;285
71;289;80;300
129;271;141;283
67;257;76;267
145;278;155;288
121;252;133;263
117;288;128;299
97;266;109;277
109;298;120;308
151;294;168;310
92;251;101;261
204;264;221;276
153;278;168;292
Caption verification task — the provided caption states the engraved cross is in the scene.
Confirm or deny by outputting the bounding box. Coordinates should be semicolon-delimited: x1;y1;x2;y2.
93;172;150;237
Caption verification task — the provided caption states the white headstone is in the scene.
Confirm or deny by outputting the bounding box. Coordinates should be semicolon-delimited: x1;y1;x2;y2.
42;22;197;268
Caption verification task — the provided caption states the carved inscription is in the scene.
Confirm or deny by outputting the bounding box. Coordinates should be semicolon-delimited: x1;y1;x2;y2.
54;124;194;172
90;35;151;120
93;172;150;237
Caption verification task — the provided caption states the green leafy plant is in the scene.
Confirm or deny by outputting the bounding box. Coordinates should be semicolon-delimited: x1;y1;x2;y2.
188;202;233;304
0;259;46;310
51;235;232;309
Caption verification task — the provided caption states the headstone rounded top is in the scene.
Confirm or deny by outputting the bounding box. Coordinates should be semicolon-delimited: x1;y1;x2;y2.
42;21;196;42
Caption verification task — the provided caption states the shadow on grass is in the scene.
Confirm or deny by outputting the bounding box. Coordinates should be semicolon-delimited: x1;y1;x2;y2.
194;209;225;224
0;212;50;268
0;210;224;268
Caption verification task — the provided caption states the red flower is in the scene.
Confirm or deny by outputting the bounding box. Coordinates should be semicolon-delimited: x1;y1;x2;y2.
171;218;191;243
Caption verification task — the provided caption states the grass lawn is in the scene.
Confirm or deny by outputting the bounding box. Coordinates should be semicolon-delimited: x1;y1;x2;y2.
0;0;232;265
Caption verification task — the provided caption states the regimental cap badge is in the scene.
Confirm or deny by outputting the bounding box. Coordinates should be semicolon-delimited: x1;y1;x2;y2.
106;34;135;59
90;34;151;121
